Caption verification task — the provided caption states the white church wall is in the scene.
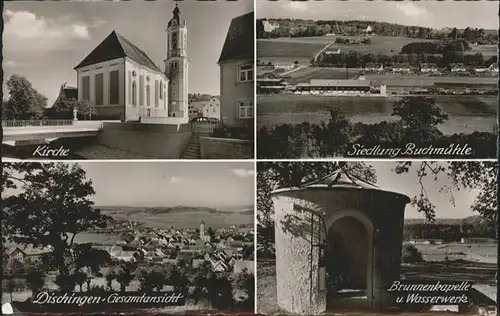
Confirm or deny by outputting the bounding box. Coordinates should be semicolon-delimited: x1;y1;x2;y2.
125;58;169;122
77;57;125;120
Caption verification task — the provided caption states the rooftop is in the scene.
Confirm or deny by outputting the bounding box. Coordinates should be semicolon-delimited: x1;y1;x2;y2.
218;12;254;64
74;30;161;72
308;79;372;87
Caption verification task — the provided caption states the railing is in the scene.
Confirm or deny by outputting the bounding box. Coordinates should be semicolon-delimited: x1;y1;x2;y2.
191;121;220;134
2;120;74;128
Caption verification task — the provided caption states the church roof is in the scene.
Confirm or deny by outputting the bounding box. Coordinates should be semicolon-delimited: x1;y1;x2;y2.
218;12;254;64
74;30;161;72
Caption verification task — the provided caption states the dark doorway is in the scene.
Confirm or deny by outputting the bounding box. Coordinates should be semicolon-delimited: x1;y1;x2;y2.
326;216;370;310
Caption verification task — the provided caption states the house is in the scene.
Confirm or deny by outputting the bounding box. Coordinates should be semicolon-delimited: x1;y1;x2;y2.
420;64;439;73
451;64;467;72
188;97;221;120
218;12;254;128
390;63;412;73
262;20;279;33
52;83;78;107
488;63;499;73
7;246;53;265
212;260;229;272
74;30;169;121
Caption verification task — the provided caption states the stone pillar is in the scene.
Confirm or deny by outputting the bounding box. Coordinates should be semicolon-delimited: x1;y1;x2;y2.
273;194;326;315
73;108;78;121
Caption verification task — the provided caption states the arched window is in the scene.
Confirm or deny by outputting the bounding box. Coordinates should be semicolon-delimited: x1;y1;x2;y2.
132;81;137;106
160;80;163;100
172;33;178;49
146;85;150;106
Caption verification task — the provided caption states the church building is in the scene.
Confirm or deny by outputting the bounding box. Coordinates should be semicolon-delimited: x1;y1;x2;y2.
73;4;189;123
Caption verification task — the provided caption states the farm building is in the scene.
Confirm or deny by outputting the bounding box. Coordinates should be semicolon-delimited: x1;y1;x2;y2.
294;78;387;96
257;78;287;94
461;237;497;244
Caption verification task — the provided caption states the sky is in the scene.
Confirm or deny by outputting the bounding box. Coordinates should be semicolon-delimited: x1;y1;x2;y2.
3;0;253;106
4;162;255;208
79;161;255;208
371;162;484;220
257;0;499;30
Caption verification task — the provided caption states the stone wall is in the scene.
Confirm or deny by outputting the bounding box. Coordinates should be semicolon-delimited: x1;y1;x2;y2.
96;122;191;158
272;195;326;315
199;137;254;159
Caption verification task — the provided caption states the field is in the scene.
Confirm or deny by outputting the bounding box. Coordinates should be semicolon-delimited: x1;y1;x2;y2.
257;257;497;314
257;95;497;134
413;243;497;263
258;36;497;62
284;66;498;87
258;38;329;62
101;208;254;230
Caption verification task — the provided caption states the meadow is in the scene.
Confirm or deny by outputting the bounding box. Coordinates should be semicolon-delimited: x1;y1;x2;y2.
258;36;497;61
257;95;497;134
413;243;497;263
284;66;498;87
101;207;254;230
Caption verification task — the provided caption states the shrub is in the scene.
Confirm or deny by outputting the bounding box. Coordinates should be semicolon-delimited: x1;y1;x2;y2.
402;244;424;263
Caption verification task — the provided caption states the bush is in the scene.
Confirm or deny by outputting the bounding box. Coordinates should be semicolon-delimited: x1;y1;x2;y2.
212;126;254;141
402;244;424;263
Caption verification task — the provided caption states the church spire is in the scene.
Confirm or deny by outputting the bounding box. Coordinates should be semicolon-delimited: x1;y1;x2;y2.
173;2;180;23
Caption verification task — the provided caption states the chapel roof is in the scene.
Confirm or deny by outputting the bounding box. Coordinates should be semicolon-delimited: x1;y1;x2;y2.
74;30;161;72
218;12;254;64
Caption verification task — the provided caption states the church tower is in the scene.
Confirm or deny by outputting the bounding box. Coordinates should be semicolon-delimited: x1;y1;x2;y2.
165;3;189;119
200;221;205;240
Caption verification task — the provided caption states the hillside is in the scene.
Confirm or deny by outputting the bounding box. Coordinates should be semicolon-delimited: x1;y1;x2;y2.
97;205;253;215
94;206;254;230
404;215;483;225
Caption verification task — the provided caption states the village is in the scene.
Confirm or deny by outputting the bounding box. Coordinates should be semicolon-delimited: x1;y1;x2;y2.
5;218;255;278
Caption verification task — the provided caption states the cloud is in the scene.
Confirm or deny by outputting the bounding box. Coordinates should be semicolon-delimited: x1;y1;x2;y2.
286;1;308;12
4;10;97;51
3;60;27;68
169;176;185;184
396;2;428;17
231;169;255;178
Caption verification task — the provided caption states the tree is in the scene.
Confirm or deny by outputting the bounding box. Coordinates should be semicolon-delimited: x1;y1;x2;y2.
25;269;45;297
402;244;424;263
3;75;47;120
115;262;137;292
233;270;254;309
106;270;117;291
207;227;216;241
74;100;97;120
2;163;111;291
73;270;88;292
207;274;234;310
6;279;17;301
312;110;354;157
394;161;497;226
392;96;448;143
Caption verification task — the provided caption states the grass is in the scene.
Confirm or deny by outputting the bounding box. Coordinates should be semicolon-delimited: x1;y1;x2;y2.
256;95;497;134
258;36;497;60
102;209;253;230
258;39;327;61
284;67;498;86
257;244;497;314
257;94;497;115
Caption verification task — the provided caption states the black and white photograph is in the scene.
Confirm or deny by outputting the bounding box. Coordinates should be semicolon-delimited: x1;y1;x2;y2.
256;1;498;159
257;161;497;315
2;162;255;314
2;0;254;160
